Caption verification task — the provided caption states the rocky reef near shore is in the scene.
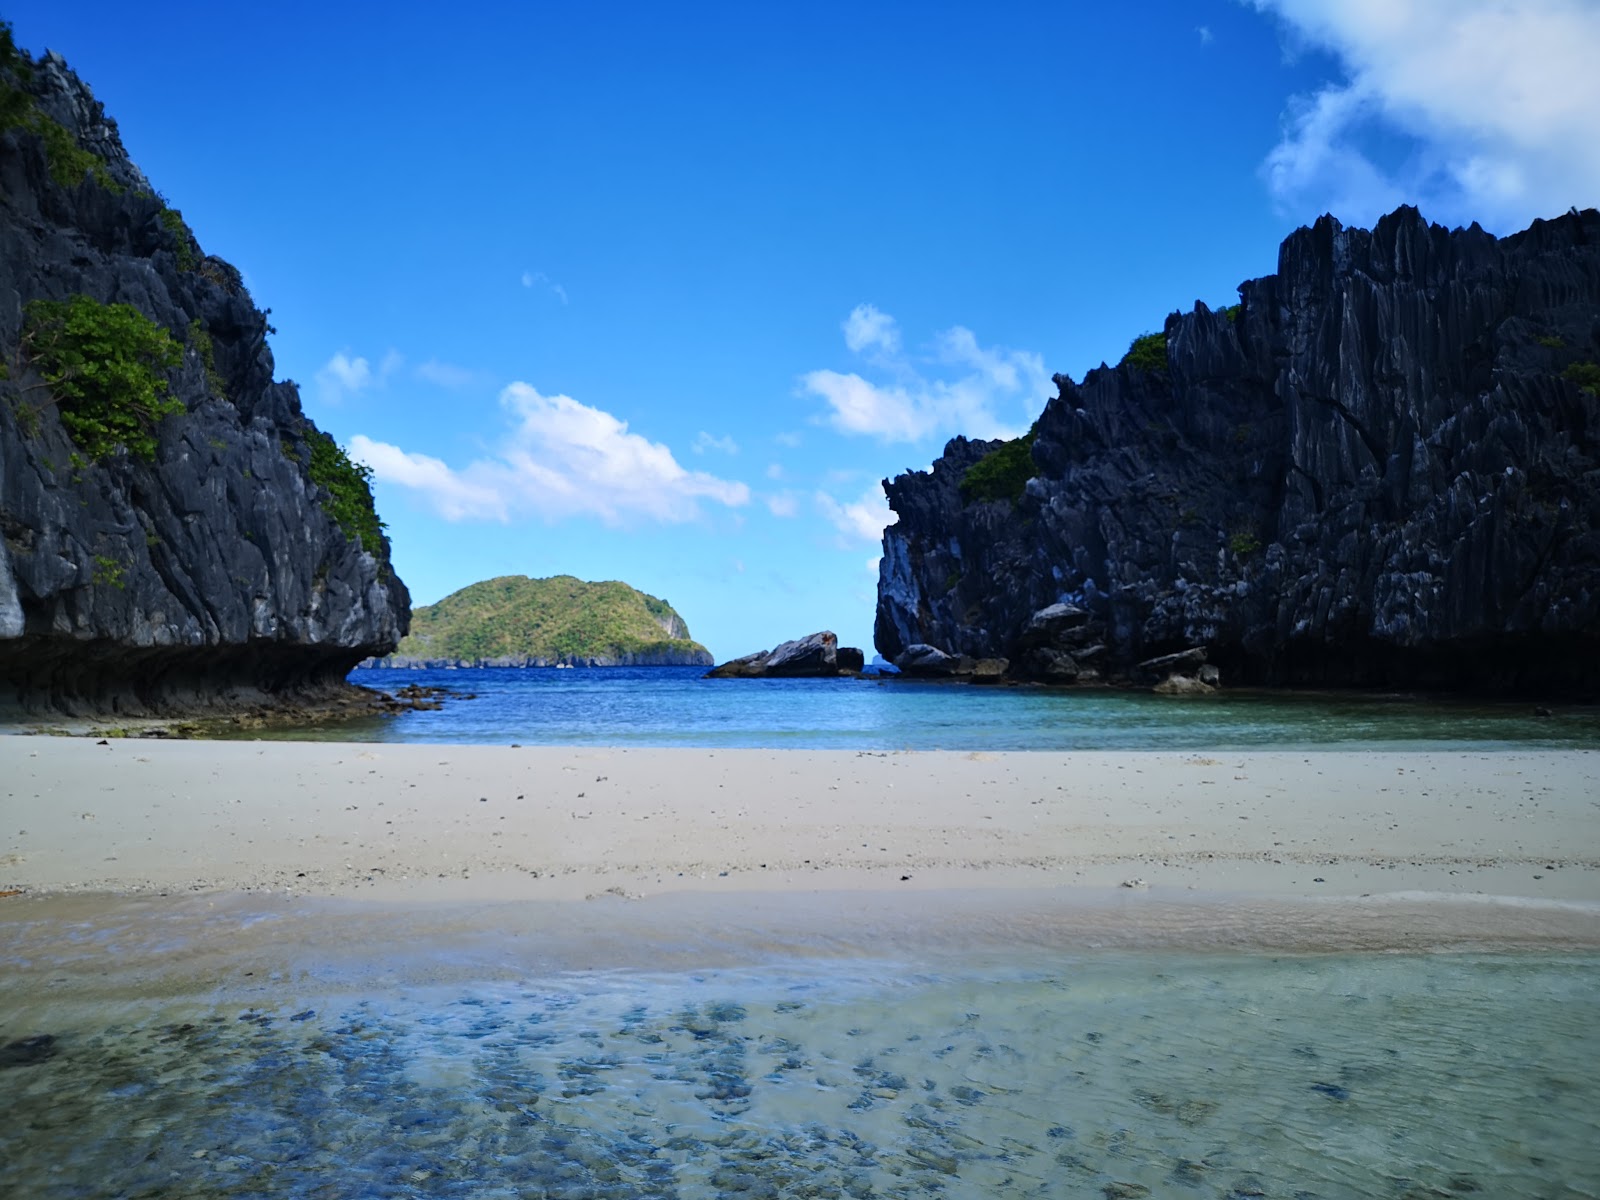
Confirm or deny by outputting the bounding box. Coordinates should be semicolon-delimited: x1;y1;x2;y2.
0;38;409;715
707;631;866;678
878;207;1600;695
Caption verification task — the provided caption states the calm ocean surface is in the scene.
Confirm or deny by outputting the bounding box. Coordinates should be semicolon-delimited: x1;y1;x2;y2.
326;665;1600;750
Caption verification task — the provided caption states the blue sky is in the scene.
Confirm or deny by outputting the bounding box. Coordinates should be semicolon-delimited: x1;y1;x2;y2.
9;1;1598;660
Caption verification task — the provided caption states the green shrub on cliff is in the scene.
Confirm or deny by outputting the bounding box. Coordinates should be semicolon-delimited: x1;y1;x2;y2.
0;23;120;193
21;295;184;460
1121;331;1168;373
304;429;387;556
960;427;1037;505
1564;361;1600;396
160;207;196;271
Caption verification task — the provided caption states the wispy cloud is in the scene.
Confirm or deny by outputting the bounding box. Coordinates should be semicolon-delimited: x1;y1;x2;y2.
415;359;483;390
766;491;799;518
801;306;1049;444
351;384;749;525
815;482;899;546
774;431;803;448
692;431;739;456
1197;24;1214;45
1247;0;1600;229
521;269;569;305
315;349;402;404
842;303;901;355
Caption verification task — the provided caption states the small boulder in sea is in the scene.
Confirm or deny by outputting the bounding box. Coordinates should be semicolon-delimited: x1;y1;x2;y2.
706;631;864;678
894;644;963;676
0;1034;57;1068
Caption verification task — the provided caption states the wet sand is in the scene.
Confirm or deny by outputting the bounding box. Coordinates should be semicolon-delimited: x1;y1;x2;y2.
2;738;1596;904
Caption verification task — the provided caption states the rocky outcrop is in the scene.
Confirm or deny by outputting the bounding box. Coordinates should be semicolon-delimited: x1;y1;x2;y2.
0;49;408;714
877;207;1600;695
707;631;864;678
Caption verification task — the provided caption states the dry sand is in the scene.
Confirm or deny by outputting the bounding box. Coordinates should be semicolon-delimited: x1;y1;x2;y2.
2;737;1596;905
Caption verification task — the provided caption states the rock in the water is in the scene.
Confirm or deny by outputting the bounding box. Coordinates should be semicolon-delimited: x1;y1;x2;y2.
0;47;408;716
1136;648;1208;682
706;631;862;678
895;644;962;676
875;206;1600;695
1153;673;1215;696
0;1034;57;1068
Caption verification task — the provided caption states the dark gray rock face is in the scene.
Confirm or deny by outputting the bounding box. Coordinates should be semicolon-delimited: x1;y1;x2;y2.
0;52;409;714
877;207;1600;694
706;631;864;678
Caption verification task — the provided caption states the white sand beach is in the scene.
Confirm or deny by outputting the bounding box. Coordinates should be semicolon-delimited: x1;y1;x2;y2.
2;738;1596;905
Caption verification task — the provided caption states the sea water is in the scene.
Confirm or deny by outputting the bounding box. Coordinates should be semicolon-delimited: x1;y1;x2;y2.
2;944;1596;1199
313;666;1600;750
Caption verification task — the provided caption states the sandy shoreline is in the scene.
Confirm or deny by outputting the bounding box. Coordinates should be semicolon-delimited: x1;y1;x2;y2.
2;737;1596;904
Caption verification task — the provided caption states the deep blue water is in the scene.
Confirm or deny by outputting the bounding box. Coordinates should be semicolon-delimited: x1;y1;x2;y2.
321;666;1600;749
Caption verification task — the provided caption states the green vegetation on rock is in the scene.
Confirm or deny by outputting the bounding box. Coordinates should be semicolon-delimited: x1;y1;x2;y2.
393;575;711;663
304;429;386;556
0;30;120;195
1563;361;1600;396
21;294;184;460
161;207;196;271
1121;331;1168;373
186;318;226;397
960;427;1037;505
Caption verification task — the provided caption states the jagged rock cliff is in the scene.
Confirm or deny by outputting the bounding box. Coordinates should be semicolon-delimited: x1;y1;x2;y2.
0;44;409;714
878;207;1600;694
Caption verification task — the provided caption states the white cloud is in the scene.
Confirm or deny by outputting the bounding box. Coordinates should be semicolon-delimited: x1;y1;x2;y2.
765;462;785;480
522;270;569;305
866;555;882;576
766;491;799;518
842;303;900;355
351;383;750;525
326;353;371;390
815;483;899;546
692;431;740;456
315;349;402;404
801;309;1050;444
1198;24;1214;45
416;359;480;390
1247;0;1600;229
773;431;803;448
347;437;509;521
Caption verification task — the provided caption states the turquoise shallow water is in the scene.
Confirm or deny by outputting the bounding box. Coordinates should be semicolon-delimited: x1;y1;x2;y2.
2;949;1597;1199
318;667;1600;750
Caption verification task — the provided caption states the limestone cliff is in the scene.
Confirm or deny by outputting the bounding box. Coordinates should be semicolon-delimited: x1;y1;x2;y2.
877;207;1600;694
0;40;409;714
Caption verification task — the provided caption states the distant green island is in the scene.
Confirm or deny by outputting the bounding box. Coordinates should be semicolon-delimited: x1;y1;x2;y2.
364;576;713;668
